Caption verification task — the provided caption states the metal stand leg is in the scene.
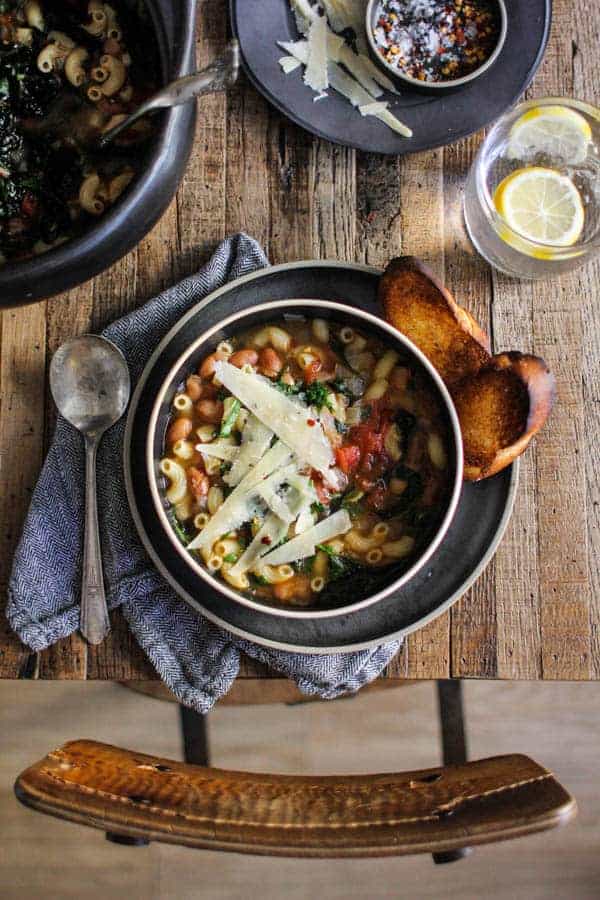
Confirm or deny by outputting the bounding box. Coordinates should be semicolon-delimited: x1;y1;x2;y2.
180;704;210;766
432;680;472;865
105;833;150;846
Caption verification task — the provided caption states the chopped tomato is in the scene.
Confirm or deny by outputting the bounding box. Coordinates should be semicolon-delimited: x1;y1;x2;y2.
304;359;322;384
336;444;361;474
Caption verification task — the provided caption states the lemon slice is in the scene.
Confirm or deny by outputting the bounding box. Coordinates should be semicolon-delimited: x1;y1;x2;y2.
507;105;592;165
494;166;585;247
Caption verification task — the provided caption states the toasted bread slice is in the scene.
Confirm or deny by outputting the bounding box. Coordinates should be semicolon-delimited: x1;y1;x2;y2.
379;257;556;481
379;256;491;385
451;353;556;480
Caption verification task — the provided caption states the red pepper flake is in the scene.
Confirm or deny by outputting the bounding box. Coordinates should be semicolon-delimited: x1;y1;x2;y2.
307;418;316;427
261;536;272;546
372;0;500;83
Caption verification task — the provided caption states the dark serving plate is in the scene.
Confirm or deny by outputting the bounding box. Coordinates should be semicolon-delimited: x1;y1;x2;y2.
124;261;518;653
0;0;198;308
230;0;551;154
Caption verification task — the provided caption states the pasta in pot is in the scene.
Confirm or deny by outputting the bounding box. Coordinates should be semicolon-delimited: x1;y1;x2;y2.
0;0;157;264
160;316;452;608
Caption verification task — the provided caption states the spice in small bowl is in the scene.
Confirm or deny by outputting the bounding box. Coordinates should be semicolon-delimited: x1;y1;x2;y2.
367;0;507;92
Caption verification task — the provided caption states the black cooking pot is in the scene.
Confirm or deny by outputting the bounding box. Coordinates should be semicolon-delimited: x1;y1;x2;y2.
0;0;197;308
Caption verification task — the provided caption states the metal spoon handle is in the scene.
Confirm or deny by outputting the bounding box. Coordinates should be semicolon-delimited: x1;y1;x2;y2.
100;39;240;147
81;437;110;645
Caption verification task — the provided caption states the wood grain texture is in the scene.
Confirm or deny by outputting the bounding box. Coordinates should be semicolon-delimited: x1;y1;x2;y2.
0;0;597;682
14;740;576;857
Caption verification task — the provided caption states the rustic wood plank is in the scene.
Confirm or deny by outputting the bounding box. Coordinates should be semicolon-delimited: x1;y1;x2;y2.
266;118;313;262
0;304;46;678
572;2;600;680
174;1;228;280
443;134;497;679
496;0;590;680
309;141;356;261
225;72;270;250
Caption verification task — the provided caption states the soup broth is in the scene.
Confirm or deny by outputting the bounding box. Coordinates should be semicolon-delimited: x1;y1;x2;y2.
160;315;452;608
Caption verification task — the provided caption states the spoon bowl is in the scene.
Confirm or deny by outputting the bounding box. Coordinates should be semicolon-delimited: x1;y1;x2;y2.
50;335;131;645
50;335;130;434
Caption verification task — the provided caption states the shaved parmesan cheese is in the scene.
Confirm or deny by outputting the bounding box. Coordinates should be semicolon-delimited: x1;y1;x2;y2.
328;62;412;136
290;0;319;34
279;55;302;74
255;463;300;522
188;441;293;551
229;513;288;577
260;509;352;566
325;30;346;61
225;415;273;487
359;100;388;116
375;106;413;138
197;441;238;462
286;473;319;534
336;44;383;98
351;51;399;94
321;0;368;51
304;14;329;93
214;361;335;479
278;39;309;65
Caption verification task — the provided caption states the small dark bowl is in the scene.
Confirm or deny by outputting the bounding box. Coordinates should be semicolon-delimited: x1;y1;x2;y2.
146;299;464;621
365;0;508;95
0;0;197;309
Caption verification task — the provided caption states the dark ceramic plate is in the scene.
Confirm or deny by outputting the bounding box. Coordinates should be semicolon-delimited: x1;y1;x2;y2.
124;262;518;653
230;0;551;154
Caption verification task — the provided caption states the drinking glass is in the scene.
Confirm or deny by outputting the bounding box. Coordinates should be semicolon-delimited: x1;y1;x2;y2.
464;97;600;279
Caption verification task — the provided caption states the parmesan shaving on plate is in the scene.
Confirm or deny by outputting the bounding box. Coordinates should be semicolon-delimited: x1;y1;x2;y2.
214;361;335;479
187;441;293;551
277;0;411;138
328;62;413;136
290;0;320;33
229;513;289;578
279;55;302;74
359;100;389;116
304;13;329;93
321;0;369;51
278;39;309;65
260;509;352;566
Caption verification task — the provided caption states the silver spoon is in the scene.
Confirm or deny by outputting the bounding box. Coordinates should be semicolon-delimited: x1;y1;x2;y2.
99;39;241;147
50;335;130;645
23;40;240;149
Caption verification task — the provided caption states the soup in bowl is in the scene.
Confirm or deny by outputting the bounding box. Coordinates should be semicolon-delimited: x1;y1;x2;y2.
148;301;463;616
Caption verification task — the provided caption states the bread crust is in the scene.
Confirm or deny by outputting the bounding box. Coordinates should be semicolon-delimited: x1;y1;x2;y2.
378;257;556;482
379;256;491;385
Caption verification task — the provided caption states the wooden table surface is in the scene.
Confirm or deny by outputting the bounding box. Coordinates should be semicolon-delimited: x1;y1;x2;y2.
1;0;598;683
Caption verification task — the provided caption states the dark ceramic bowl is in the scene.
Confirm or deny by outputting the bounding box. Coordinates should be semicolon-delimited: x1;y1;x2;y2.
0;0;197;309
146;299;464;620
365;0;508;94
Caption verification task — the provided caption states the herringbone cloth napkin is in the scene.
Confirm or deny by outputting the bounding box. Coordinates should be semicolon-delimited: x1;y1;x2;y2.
7;234;401;712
